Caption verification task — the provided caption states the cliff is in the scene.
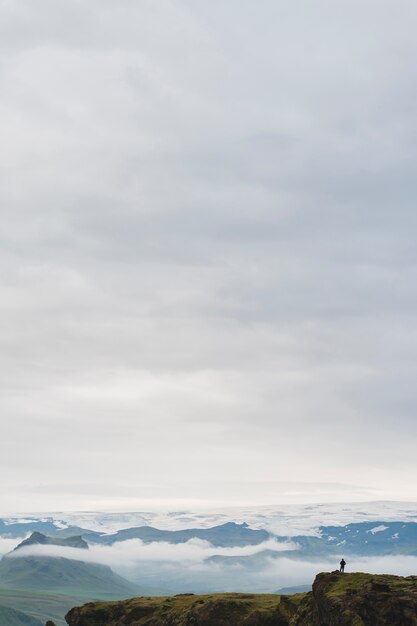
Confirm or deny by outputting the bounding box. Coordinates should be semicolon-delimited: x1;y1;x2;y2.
293;571;417;625
64;572;417;626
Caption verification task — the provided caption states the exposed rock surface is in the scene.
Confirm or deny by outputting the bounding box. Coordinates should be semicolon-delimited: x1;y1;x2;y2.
14;532;89;551
64;572;417;626
292;571;417;626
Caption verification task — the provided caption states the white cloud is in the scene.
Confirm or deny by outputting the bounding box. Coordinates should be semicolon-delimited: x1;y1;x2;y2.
8;537;297;567
0;0;417;510
0;537;22;557
259;555;417;589
7;540;417;592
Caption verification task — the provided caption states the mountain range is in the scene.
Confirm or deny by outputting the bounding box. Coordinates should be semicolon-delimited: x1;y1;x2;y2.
288;521;417;557
1;513;417;623
2;517;417;557
13;532;89;551
83;521;270;546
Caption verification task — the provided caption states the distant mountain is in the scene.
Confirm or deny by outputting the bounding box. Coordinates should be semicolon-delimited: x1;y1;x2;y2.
0;519;60;538
276;584;311;594
206;548;295;568
14;532;88;551
0;604;43;626
289;521;417;557
0;555;138;598
89;522;270;547
53;526;101;540
318;520;417;555
81;520;417;557
3;515;417;559
0;518;94;540
0;587;92;626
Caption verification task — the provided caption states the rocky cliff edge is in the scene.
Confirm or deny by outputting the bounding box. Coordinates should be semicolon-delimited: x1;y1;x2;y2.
64;571;417;626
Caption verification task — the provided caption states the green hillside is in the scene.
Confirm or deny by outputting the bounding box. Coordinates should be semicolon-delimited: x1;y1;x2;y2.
93;522;270;547
65;592;305;625
0;588;83;626
0;556;138;598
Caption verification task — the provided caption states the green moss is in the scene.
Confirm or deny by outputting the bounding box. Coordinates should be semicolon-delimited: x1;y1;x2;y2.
66;592;303;626
326;572;375;597
325;572;417;598
65;573;417;626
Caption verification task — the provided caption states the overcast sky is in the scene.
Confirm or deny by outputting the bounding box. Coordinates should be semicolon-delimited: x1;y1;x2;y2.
1;0;417;513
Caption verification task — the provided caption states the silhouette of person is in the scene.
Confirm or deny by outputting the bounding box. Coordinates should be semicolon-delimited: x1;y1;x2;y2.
340;558;346;573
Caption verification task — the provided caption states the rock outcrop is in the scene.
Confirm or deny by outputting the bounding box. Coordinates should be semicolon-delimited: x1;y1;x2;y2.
292;571;417;625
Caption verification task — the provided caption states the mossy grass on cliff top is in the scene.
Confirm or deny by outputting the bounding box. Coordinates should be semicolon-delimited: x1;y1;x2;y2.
66;591;305;626
65;574;417;626
318;571;417;599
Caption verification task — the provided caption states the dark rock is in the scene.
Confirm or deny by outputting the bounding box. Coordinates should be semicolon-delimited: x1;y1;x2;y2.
293;572;417;625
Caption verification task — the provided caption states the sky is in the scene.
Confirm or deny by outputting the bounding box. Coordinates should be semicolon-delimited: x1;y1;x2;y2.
1;0;417;512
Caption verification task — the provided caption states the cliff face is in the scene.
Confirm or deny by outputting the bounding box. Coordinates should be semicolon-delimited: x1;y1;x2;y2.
293;571;417;626
64;572;417;626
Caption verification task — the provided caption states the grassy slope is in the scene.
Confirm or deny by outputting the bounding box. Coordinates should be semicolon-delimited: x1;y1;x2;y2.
326;571;417;597
0;556;138;598
65;572;417;626
0;555;139;625
65;592;306;626
0;588;85;626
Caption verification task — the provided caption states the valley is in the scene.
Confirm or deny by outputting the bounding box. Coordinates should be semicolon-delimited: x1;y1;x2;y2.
0;505;416;624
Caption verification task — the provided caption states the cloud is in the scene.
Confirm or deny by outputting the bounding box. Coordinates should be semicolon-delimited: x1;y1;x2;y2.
0;537;22;557
8;537;298;567
7;540;417;592
258;555;417;590
0;0;417;510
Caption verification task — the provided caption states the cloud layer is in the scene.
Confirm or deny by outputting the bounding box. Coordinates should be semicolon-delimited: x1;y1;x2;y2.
7;540;417;593
8;537;297;566
1;0;417;510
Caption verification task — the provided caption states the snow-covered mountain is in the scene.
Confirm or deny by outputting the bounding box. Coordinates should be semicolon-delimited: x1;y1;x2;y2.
1;502;417;601
1;500;417;537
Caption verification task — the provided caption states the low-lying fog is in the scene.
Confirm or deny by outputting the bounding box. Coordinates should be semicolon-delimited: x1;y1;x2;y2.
2;536;417;594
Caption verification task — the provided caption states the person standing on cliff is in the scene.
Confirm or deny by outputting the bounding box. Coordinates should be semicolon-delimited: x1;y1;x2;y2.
340;558;346;573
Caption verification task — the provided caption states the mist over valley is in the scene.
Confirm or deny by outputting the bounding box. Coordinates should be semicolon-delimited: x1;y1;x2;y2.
0;502;417;624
